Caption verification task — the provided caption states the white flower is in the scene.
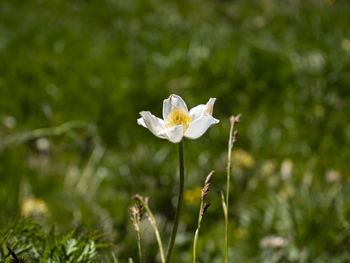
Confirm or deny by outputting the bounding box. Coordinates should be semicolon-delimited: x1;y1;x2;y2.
137;94;219;143
260;236;287;248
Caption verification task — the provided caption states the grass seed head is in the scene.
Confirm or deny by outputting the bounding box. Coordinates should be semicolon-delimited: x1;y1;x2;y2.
202;170;215;200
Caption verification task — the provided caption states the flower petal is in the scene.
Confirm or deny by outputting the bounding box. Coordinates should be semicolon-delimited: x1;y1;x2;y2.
137;117;147;128
163;94;188;120
204;98;216;116
138;111;168;139
189;98;216;121
189;104;206;121
166;125;184;143
184;115;219;139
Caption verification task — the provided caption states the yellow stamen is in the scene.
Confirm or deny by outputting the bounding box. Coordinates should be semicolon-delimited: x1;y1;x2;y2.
166;108;192;132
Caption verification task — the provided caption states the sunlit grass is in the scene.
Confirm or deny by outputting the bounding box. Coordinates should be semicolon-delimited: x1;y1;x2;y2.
1;0;350;261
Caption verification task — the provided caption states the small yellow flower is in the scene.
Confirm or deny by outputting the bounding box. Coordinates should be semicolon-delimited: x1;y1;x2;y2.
260;160;276;177
21;197;48;217
233;149;255;168
233;227;244;239
341;38;350;51
184;187;202;205
325;0;335;5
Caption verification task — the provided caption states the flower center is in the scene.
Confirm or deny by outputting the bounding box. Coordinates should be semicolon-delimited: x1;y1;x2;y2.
166;108;192;132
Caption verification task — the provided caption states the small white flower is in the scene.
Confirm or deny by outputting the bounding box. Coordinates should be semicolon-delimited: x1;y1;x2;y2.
260;236;287;248
137;94;219;143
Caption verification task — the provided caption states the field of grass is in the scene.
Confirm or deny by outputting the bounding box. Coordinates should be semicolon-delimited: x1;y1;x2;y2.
1;0;350;262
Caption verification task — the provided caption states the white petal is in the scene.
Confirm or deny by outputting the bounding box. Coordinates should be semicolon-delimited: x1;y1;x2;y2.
189;98;216;121
166;125;184;143
204;98;216;116
184;115;219;139
163;94;188;120
138;111;168;139
189;104;206;121
137;117;146;128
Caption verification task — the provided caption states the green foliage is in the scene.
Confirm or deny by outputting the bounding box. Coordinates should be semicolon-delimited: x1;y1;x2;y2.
0;219;106;263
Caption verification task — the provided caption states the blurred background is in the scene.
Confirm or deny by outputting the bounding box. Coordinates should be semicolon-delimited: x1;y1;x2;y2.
1;0;350;262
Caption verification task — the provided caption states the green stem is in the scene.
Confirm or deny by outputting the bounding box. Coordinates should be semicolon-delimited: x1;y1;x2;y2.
0;121;91;152
225;119;235;263
193;201;203;263
193;228;199;263
165;140;185;263
136;216;142;263
143;201;165;263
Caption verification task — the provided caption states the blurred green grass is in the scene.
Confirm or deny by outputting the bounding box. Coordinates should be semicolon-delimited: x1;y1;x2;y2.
1;0;350;262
